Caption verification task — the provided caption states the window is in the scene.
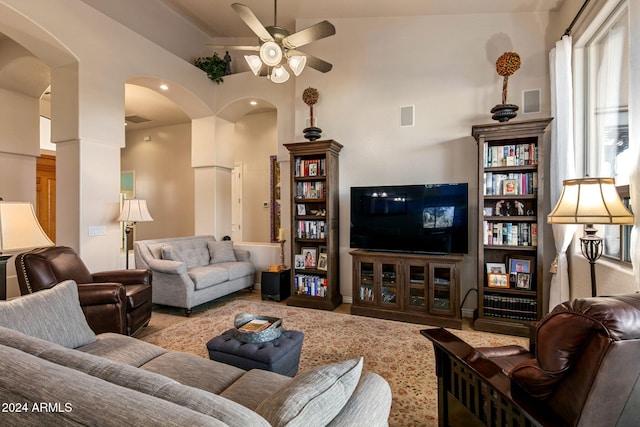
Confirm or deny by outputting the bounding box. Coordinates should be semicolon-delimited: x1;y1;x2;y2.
583;1;632;263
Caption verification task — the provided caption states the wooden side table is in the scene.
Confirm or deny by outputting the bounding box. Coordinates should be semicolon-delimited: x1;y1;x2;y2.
261;269;291;302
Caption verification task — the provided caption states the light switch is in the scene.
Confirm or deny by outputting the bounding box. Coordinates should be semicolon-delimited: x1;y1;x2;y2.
88;226;107;236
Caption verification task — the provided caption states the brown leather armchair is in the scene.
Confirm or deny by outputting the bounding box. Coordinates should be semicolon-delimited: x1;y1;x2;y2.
423;293;640;427
15;246;152;336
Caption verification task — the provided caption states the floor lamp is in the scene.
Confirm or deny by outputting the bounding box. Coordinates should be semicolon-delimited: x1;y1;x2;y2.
547;178;634;297
118;199;153;269
0;201;54;299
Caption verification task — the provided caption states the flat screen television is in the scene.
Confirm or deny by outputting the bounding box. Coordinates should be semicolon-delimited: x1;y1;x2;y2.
350;183;468;254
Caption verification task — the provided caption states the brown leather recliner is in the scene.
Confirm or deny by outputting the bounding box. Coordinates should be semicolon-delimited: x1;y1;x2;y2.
423;293;640;427
15;246;152;336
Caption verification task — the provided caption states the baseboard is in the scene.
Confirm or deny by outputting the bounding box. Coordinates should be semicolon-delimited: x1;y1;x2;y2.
342;296;353;304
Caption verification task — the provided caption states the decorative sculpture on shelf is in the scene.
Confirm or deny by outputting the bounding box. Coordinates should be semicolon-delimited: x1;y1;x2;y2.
302;87;322;141
491;51;521;122
514;200;525;216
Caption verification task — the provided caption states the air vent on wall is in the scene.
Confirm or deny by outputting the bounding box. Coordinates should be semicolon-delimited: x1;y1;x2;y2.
400;105;414;127
125;115;151;124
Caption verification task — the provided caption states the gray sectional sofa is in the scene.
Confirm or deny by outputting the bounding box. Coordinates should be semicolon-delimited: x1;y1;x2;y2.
134;235;255;315
0;281;392;426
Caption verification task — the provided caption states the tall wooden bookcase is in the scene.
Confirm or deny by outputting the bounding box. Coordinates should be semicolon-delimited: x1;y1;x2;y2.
471;118;552;336
285;140;342;310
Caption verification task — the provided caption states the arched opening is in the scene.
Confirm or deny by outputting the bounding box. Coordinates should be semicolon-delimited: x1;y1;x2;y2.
122;82;193;244
217;98;278;244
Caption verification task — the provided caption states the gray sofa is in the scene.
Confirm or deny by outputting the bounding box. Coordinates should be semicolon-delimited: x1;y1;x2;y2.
134;235;255;315
0;281;392;426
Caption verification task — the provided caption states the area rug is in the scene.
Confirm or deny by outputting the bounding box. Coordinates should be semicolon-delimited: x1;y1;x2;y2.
141;300;528;427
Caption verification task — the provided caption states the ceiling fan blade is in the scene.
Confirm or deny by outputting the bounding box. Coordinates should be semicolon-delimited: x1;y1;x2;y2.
289;50;332;73
231;3;274;42
282;21;336;49
206;45;260;52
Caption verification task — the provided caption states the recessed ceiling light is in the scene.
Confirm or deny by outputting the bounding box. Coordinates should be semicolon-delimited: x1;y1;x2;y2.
160;84;169;91
250;101;257;106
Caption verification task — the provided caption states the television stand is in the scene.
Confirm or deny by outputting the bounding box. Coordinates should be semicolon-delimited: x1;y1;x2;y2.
350;250;462;328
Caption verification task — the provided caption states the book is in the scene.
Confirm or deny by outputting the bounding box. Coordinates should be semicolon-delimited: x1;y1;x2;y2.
238;319;271;333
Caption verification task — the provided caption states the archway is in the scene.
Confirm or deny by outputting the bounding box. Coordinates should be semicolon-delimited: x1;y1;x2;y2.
217;98;277;243
122;81;194;242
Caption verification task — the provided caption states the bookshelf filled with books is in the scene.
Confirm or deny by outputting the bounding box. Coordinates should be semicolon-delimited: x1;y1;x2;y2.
472;118;552;336
285;140;343;310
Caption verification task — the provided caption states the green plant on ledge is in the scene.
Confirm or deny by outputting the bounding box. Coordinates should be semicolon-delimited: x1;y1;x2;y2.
194;53;227;84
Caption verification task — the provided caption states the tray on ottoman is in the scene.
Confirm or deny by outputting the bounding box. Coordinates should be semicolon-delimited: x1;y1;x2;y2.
207;328;304;376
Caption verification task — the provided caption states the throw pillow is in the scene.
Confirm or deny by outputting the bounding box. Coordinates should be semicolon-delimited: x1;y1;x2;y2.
208;240;237;264
255;357;363;427
161;245;183;262
0;280;96;349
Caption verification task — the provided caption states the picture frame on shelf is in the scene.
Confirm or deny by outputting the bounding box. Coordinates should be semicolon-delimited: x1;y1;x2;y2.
483;207;494;217
308;162;318;176
317;253;328;270
487;273;509;288
516;272;532;289
507;256;534;287
503;179;518;195
297;204;306;215
294;254;305;269
486;262;506;274
302;247;317;268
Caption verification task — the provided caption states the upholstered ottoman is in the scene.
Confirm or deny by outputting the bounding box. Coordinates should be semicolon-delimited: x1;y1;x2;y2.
206;329;304;376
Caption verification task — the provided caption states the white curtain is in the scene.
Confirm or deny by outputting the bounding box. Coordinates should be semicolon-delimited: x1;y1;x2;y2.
548;35;578;310
631;149;640;285
630;0;640;286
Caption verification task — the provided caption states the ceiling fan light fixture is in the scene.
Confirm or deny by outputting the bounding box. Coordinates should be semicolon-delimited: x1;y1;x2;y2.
244;55;263;76
270;65;290;83
287;55;307;76
260;41;282;67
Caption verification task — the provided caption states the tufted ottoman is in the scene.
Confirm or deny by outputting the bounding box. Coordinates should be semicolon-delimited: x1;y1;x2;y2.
206;329;304;376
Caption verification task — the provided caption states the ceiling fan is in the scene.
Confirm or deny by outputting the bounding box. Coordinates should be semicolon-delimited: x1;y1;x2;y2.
213;1;336;83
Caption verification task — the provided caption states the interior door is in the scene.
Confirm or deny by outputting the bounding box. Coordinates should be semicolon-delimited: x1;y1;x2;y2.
36;154;56;242
231;161;243;241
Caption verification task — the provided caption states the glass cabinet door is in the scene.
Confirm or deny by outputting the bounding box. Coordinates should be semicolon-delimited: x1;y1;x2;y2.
380;262;399;307
357;261;375;303
430;263;455;315
407;263;427;310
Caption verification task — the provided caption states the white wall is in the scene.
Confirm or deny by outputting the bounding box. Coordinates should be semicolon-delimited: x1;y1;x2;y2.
287;13;553;307
123;123;195;240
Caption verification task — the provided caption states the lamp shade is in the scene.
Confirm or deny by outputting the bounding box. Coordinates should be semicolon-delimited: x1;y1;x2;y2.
259;41;282;67
270;65;290;83
117;199;153;223
244;55;262;76
0;202;53;251
287;55;307;76
547;178;634;225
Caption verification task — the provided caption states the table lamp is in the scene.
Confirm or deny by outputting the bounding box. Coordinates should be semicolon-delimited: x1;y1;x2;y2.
0;201;54;299
547;178;634;296
117;199;153;269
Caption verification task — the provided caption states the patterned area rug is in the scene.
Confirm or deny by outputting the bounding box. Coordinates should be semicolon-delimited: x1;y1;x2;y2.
141;299;527;427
